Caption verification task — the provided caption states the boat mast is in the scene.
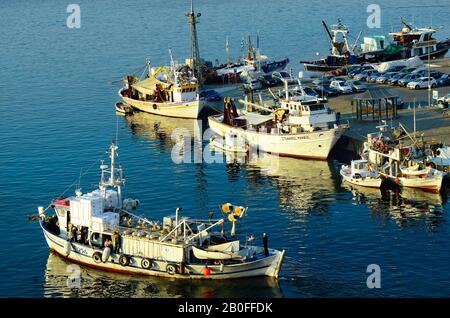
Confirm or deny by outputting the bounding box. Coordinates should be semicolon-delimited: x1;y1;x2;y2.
100;141;124;207
186;0;203;86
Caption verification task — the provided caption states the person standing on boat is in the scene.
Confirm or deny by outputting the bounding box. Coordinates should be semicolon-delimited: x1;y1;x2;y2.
263;233;269;256
112;231;121;254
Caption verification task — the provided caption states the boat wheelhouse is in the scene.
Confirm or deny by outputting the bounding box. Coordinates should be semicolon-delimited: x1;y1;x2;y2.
38;142;285;279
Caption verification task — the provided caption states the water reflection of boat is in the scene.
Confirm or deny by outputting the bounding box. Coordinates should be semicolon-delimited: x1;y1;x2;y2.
249;153;337;213
124;111;203;145
44;252;283;298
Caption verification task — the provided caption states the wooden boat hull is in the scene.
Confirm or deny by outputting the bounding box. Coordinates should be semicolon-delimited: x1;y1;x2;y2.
119;89;205;119
386;174;444;192
208;115;347;160
40;220;285;279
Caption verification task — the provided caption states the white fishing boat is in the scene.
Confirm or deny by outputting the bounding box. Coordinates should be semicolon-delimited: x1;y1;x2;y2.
382;167;444;192
38;142;285;279
119;61;205;119
340;160;382;188
208;78;348;160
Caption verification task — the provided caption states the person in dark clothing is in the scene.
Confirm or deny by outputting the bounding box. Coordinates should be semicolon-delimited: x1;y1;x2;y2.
263;233;269;256
112;231;121;254
79;227;86;244
70;225;78;242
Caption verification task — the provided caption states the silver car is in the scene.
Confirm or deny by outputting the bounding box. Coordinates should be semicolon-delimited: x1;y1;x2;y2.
376;72;397;84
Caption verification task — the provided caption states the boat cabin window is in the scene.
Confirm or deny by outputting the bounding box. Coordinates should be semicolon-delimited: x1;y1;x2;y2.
308;104;325;112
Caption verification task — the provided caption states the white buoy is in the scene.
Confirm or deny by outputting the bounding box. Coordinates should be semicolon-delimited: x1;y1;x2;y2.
102;247;111;262
64;241;71;257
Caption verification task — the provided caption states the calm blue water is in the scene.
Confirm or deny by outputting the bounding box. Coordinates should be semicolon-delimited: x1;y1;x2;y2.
1;0;449;298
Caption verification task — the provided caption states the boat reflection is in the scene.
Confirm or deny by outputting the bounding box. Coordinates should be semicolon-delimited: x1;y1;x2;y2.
123;112;205;146
344;182;447;229
236;153;338;215
44;252;283;298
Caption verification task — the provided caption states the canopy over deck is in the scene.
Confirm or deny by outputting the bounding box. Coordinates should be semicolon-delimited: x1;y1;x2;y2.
132;77;171;95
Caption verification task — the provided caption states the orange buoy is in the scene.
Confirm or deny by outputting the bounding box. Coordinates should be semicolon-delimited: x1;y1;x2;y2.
203;266;212;276
395;177;400;184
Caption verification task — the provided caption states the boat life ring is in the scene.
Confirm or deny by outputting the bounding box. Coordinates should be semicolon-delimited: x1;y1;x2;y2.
119;254;130;266
166;264;177;275
92;252;102;264
141;258;153;269
152;104;158;110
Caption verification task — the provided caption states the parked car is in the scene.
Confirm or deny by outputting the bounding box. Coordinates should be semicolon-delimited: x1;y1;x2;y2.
258;74;281;87
277;71;296;84
243;78;263;91
313;84;340;97
346;80;367;92
437;74;450;87
348;65;375;78
302;86;320;97
200;89;221;101
367;71;382;82
354;69;376;81
437;93;450;108
407;77;437;89
398;73;424;87
312;77;332;86
330;80;353;93
387;72;408;85
376;72;397;84
429;71;445;80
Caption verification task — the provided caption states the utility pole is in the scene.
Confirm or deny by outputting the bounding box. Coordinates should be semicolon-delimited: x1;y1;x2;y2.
186;0;203;86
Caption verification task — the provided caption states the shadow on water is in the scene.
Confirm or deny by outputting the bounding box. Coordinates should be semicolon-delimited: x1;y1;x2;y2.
44;252;283;298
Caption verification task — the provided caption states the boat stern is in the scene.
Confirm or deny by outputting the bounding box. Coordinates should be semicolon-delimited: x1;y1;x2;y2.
265;249;285;278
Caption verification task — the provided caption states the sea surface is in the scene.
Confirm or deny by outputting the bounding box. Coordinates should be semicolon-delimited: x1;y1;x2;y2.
0;0;449;298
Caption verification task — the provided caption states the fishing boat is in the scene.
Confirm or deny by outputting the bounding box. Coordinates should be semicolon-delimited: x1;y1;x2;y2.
381;165;444;192
115;102;133;115
301;20;360;73
119;61;205;119
362;17;450;62
340;160;382;188
208;77;348;160
302;18;450;73
38;141;285;279
362;125;444;192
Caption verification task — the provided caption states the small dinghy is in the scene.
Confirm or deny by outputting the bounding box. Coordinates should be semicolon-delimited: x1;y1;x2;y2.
210;134;248;153
400;163;429;177
115;102;133;115
340;160;382;188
